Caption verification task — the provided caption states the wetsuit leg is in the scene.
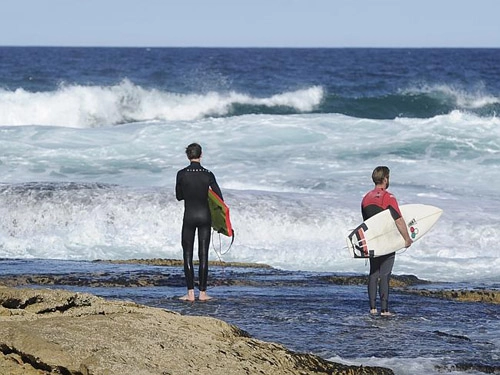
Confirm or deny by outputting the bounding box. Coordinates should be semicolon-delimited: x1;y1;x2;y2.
379;253;395;312
181;222;196;290
197;224;211;291
368;257;381;310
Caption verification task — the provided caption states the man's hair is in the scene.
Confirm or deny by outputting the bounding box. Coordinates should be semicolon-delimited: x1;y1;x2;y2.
372;166;390;185
185;143;202;160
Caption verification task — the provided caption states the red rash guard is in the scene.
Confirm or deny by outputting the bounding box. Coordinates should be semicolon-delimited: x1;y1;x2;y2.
361;187;402;221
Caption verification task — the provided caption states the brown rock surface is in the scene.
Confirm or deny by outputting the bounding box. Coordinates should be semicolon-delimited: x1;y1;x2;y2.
0;286;393;375
401;288;500;304
95;258;273;269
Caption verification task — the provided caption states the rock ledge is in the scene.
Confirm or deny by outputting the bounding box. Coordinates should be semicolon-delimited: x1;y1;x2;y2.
0;287;393;375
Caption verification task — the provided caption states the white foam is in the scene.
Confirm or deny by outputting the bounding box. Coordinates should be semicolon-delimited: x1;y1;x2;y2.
0;112;499;283
329;355;444;375
402;83;500;109
0;81;324;127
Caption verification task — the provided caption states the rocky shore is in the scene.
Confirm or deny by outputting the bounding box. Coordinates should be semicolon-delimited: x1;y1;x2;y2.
0;286;393;375
2;259;498;305
0;259;498;375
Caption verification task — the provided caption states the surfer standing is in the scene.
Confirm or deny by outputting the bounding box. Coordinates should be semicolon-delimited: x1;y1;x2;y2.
176;143;224;302
361;166;412;316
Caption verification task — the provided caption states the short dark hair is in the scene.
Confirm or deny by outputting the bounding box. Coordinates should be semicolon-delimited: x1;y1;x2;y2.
372;166;390;185
185;143;202;160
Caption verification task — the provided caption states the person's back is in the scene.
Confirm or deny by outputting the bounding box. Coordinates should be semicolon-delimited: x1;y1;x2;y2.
175;143;223;302
362;186;400;221
361;166;412;316
176;162;217;223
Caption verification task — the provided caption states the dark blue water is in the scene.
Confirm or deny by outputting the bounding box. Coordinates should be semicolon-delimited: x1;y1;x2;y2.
2;259;499;375
2;47;500;119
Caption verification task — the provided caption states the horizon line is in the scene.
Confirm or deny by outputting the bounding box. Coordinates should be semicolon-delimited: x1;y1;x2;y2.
1;44;499;49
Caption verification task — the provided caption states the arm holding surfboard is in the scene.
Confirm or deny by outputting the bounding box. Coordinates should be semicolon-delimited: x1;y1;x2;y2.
395;217;413;248
208;172;224;202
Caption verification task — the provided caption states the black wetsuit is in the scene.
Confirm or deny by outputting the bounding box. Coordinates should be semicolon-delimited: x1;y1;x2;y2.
175;161;223;291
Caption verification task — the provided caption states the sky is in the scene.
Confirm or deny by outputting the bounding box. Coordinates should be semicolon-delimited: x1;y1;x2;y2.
1;0;499;48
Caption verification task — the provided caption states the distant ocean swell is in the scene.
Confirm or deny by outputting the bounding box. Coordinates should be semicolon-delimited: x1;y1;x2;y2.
1;80;499;127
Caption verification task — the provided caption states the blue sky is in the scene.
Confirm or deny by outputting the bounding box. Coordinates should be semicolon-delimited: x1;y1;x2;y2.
2;0;499;47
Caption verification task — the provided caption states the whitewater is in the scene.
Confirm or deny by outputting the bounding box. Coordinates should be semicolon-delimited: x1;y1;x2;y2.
1;90;499;283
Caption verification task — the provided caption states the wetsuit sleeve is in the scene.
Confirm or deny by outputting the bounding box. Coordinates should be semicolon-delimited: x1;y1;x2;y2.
175;170;184;201
384;193;402;220
361;194;383;220
209;172;223;201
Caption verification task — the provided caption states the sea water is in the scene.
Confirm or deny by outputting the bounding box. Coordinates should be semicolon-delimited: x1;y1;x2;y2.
0;48;499;374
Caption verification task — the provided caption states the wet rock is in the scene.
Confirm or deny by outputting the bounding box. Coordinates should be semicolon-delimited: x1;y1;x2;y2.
0;287;394;375
0;271;184;288
320;274;430;287
402;289;500;304
95;258;273;269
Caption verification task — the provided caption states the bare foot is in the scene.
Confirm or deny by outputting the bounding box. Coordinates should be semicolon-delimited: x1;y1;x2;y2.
179;289;195;302
198;291;212;301
370;309;378;315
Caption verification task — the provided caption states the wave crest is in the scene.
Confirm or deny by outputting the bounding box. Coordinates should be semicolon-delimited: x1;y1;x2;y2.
402;83;500;109
0;80;324;128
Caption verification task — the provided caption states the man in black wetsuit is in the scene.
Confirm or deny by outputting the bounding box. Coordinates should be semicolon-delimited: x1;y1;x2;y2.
176;143;223;302
361;166;412;316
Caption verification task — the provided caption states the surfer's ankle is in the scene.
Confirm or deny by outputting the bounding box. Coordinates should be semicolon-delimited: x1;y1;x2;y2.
199;291;212;301
180;289;195;302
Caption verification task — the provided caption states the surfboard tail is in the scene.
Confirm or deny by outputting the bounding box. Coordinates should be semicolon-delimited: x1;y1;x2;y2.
208;189;234;237
347;223;370;258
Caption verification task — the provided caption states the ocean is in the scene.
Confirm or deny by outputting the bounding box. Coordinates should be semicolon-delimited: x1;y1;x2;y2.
0;47;499;374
